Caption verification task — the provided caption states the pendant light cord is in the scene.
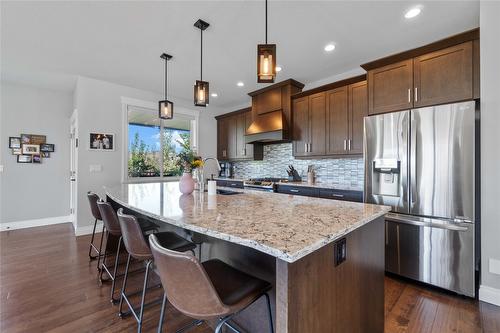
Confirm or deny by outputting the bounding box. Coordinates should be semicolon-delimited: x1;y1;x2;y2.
200;28;203;81
164;58;168;99
265;0;268;44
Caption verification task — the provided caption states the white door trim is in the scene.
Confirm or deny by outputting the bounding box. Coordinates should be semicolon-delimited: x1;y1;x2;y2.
70;108;79;229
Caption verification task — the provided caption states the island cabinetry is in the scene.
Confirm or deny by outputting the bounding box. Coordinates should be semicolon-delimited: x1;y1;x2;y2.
276;216;384;333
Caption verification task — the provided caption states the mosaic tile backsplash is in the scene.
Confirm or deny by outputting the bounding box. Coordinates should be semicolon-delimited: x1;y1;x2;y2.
232;143;365;189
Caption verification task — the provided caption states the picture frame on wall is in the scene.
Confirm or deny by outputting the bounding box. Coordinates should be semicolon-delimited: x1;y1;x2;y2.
9;137;21;149
17;154;32;163
22;144;40;155
41;152;50;158
40;143;55;152
30;135;46;145
20;134;31;144
89;133;114;151
12;148;22;155
33;155;42;163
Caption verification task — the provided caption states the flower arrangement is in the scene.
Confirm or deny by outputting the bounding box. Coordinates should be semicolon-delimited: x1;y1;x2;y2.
177;137;204;173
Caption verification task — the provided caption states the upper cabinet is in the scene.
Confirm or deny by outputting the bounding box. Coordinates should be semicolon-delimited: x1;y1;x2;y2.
292;77;367;158
413;42;473;107
363;29;479;115
368;60;413;115
216;108;263;161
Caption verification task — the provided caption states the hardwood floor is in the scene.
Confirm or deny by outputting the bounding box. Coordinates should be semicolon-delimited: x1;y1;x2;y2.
1;223;499;333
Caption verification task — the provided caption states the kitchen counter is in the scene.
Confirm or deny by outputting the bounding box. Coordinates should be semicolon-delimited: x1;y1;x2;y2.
105;181;387;263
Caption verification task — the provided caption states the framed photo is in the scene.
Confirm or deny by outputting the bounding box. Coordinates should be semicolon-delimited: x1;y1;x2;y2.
30;135;46;145
9;137;21;149
17;154;32;163
20;134;31;144
41;152;50;158
22;144;40;155
89;133;114;151
33;154;42;163
12;148;22;155
40;143;55;152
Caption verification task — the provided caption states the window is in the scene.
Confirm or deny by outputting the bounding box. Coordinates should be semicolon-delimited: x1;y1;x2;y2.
124;102;198;181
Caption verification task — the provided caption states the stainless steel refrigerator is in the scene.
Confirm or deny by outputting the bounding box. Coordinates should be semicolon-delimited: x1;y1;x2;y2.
364;101;477;297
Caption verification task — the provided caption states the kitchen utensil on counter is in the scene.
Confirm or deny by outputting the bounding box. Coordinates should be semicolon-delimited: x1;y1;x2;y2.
287;165;302;182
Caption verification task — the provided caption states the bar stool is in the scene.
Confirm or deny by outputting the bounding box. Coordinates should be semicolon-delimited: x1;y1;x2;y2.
117;208;197;333
149;234;274;333
87;192;104;268
96;201;159;303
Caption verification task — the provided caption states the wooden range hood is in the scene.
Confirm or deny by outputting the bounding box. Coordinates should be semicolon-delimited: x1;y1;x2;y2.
245;79;304;144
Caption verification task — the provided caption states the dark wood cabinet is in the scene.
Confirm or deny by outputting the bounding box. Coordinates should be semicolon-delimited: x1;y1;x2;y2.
293;78;367;158
368;59;413;115
216;109;263;161
413;41;473;107
254;87;282;115
326;87;349;155
292;96;309;157
348;81;368;154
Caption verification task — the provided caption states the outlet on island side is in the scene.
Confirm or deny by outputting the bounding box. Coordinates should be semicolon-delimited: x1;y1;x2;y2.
334;238;347;266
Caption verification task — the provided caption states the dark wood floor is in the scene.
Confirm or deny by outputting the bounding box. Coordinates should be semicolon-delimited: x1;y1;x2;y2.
1;223;499;333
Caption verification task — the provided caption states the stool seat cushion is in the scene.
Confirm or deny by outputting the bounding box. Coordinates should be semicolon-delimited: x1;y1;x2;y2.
202;259;271;310
154;232;197;253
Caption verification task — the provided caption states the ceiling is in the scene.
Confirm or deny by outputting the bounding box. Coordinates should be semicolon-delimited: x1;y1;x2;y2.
1;1;479;110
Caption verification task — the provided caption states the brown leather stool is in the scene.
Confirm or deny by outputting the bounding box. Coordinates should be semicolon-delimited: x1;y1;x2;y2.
117;208;197;333
97;201;159;303
149;234;274;333
87;192;104;269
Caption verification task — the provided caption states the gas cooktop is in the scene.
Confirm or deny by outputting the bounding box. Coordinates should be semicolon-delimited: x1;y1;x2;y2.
243;178;289;191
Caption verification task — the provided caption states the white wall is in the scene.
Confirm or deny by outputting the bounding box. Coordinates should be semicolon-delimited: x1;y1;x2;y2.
0;81;72;223
73;76;222;233
479;0;500;305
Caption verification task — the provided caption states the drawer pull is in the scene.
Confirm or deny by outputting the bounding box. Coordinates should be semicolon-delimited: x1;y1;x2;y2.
290;189;300;193
331;194;344;198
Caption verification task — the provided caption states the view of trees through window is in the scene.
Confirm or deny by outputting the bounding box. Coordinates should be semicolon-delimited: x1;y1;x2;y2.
127;107;192;178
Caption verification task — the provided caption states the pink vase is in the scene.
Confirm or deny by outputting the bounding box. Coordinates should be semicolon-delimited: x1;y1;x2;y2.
179;172;195;194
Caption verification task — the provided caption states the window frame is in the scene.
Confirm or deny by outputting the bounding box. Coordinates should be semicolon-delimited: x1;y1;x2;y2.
121;97;200;184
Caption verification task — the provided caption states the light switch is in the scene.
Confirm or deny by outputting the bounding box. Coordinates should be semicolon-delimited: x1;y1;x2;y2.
0;165;3;173
89;164;102;173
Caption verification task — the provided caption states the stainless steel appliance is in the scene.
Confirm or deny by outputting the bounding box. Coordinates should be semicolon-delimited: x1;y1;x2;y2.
244;178;288;191
364;101;477;297
219;162;233;178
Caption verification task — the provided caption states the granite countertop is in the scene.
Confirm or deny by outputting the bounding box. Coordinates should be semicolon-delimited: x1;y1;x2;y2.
105;182;389;263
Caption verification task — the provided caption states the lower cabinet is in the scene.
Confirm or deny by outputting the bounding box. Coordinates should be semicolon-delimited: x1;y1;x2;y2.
215;179;244;189
276;184;362;203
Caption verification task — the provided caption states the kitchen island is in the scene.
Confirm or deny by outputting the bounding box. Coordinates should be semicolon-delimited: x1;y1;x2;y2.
106;182;390;333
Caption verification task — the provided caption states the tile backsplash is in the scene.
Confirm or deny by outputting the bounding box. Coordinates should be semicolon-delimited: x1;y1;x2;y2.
232;143;364;188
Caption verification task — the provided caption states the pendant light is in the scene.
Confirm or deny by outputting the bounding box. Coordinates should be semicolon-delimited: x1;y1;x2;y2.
257;0;276;83
159;53;173;119
194;19;210;107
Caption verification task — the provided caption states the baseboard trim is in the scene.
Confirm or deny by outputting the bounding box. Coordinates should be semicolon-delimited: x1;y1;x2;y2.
0;216;72;232
479;285;500;306
75;222;103;237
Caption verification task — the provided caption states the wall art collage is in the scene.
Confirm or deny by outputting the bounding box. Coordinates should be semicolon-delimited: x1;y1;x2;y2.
8;134;55;164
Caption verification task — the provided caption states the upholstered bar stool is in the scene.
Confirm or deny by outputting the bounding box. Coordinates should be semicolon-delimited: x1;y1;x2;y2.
87;192;104;269
96;200;159;303
149;234;274;333
117;209;197;333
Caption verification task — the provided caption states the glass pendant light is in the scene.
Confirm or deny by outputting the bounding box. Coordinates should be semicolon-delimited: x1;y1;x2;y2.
257;0;276;83
159;53;173;119
194;19;210;107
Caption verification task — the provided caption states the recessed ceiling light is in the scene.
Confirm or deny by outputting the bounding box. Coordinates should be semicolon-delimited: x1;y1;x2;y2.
405;6;421;19
237;81;244;87
324;44;336;52
275;66;282;72
211;93;218;98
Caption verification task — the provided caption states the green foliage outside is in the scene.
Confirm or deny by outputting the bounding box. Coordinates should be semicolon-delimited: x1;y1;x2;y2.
128;130;188;177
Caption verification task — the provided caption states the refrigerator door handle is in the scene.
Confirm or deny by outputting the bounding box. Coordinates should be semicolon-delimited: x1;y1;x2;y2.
410;112;417;208
386;213;470;232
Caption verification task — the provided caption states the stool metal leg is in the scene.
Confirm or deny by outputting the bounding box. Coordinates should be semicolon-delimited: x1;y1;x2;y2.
215;316;233;333
264;292;275;333
95;224;106;272
157;291;168;333
118;253;132;317
109;236;123;303
137;260;152;333
88;218;98;260
98;230;109;282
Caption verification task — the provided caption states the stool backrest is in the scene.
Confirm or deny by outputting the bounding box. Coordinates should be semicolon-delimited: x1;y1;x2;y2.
97;200;121;235
149;234;228;319
87;192;102;220
117;208;151;260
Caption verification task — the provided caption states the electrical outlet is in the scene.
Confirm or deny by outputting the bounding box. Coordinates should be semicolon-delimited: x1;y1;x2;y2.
334;238;347;266
89;164;102;173
490;258;500;275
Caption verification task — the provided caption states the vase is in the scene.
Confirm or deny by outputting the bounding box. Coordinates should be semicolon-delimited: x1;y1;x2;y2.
179;172;195;195
194;167;205;193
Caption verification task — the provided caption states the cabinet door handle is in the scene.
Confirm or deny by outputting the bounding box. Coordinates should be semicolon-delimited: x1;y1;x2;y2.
309;143;312;152
331;194;344;198
305;143;308;152
408;88;411;103
415;87;418;102
348;139;351;151
344;140;347;151
290;189;300;193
